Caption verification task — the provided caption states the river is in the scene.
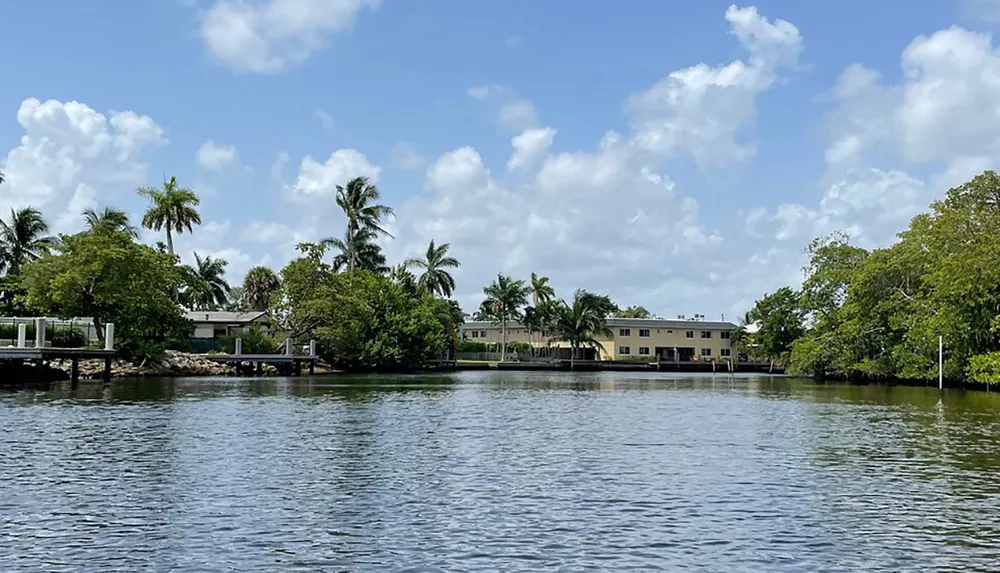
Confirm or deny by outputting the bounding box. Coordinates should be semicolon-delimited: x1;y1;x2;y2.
2;372;1000;571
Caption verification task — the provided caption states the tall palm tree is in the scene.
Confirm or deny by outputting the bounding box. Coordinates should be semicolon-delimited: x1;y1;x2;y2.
83;206;139;238
324;227;388;273
530;272;555;307
482;273;531;361
334;176;394;272
404;240;460;297
137;176;201;256
552;290;613;366
188;252;230;310
0;207;56;275
243;266;281;312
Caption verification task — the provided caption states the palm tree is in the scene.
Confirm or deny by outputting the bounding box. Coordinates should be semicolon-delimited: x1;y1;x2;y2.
482;273;531;361
83;207;139;238
243;266;281;312
0;171;5;185
137;176;201;256
552;290;613;367
334;176;394;272
388;263;419;294
324;227;388;273
0;207;56;275
530;272;555;307
405;240;460;297
188;252;230;310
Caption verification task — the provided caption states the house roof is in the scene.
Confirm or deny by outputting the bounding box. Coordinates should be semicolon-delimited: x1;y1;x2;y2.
185;311;269;324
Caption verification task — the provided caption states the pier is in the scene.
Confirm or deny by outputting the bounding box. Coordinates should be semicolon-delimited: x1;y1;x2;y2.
0;319;117;384
198;338;319;376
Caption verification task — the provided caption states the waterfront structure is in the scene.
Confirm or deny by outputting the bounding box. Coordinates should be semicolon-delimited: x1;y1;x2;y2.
460;317;739;361
185;311;270;339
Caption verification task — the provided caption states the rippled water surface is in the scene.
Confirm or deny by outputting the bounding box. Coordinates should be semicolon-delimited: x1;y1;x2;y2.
3;372;1000;571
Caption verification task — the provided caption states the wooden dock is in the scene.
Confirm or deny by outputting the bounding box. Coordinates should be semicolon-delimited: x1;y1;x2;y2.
196;338;319;376
0;319;117;384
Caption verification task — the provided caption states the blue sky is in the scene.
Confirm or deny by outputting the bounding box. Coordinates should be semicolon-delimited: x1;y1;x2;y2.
2;0;999;319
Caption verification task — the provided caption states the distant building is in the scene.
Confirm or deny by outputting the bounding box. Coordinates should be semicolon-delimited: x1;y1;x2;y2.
185;311;270;339
460;317;738;361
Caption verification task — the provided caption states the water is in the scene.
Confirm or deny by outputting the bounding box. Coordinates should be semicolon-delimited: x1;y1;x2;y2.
3;372;1000;572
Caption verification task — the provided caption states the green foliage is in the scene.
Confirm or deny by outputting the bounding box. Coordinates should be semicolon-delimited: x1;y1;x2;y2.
220;324;280;354
243;265;281;312
614;305;652;319
277;251;453;370
404;240;460;297
747;287;804;365
20;230;192;360
0;206;57;275
968;352;1000;385
552;289;614;360
0;274;31;316
0;323;87;347
137;176;201;256
773;170;1000;382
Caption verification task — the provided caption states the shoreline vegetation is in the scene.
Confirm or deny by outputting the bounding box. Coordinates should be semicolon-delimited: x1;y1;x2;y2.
2;168;1000;390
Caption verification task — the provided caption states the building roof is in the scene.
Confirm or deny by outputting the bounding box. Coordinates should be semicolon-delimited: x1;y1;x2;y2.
185;311;269;324
462;318;737;330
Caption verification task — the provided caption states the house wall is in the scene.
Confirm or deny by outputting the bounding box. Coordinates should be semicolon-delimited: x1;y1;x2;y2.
461;320;737;361
192;324;215;338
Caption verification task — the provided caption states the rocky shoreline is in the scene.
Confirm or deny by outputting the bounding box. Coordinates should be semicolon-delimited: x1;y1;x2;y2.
3;351;335;383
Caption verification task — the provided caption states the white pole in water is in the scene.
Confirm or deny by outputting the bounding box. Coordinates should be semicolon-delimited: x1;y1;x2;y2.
285;338;293;356
16;323;27;348
105;323;115;351
938;335;943;390
235;337;243;356
35;318;46;348
309;340;316;357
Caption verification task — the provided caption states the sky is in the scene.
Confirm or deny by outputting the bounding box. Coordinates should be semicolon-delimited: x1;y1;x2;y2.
2;0;1000;321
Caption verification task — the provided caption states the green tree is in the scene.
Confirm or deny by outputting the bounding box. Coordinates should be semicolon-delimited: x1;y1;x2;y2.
0;274;31;316
137;176;201;256
747;287;804;369
482;273;530;361
405;240;460;297
224;286;251;312
552;289;614;365
799;232;868;319
323;227;388;273
334;176;394;272
188;252;231;310
20;230;191;359
243;266;281;312
614;305;653;319
0;206;56;275
83;207;139;238
529;272;555;307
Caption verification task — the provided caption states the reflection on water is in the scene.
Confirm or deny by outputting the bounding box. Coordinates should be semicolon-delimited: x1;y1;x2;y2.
2;372;1000;571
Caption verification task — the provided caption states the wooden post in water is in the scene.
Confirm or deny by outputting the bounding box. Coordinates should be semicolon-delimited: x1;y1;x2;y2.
308;340;316;375
102;357;112;383
71;358;80;388
938;335;943;391
16;323;26;348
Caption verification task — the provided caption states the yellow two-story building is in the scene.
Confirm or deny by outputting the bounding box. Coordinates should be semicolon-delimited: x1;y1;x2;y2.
460;317;738;362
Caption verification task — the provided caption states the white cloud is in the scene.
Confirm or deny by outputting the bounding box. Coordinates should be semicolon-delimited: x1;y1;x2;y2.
314;110;335;129
467;84;540;131
0;97;165;234
625;4;802;166
287;148;380;198
507;127;556;171
391;141;425;171
199;0;379;73
196;140;238;170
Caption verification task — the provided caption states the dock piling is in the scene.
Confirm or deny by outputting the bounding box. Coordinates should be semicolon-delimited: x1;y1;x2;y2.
104;323;115;351
285;338;293;356
16;324;26;348
71;358;80;388
35;318;46;349
235;337;243;356
102;356;112;383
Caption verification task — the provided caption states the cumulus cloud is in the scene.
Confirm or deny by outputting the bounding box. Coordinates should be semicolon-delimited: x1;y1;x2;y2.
196;140;238;170
286;148;380;198
0;97;165;233
467;84;540;131
199;0;379;73
507;127;556;171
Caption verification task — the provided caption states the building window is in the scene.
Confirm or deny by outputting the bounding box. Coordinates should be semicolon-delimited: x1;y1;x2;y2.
639;347;650;355
701;331;712;339
686;331;694;338
480;331;486;338
667;329;673;334
619;346;631;355
721;331;732;340
619;328;631;336
701;348;712;357
471;331;480;338
639;329;650;338
720;348;731;357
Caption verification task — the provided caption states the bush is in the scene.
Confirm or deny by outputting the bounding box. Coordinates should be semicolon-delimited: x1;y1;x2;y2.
220;324;281;354
968;351;1000;385
0;322;88;347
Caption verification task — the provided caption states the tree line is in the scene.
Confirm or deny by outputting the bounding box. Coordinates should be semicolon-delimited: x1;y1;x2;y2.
0;172;647;370
741;170;1000;386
